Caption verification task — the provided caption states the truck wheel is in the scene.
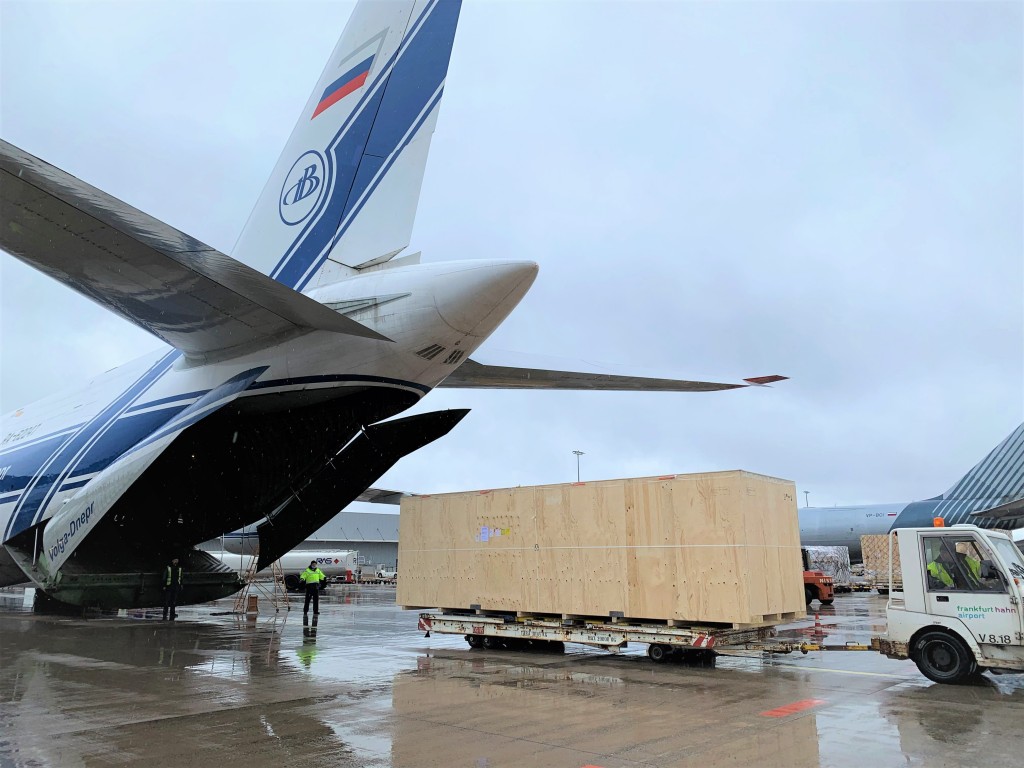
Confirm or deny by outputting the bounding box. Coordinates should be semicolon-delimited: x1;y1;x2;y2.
647;643;671;663
913;631;976;684
804;586;815;605
284;575;300;592
820;599;834;605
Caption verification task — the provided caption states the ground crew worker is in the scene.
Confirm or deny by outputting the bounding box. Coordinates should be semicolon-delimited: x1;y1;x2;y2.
300;560;326;615
163;557;183;620
927;550;956;590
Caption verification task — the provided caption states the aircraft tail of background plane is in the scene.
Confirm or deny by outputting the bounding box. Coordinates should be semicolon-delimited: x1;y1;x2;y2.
232;0;462;290
942;422;1024;503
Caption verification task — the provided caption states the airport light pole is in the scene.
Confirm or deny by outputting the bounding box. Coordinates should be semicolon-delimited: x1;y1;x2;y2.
804;490;810;508
572;450;584;483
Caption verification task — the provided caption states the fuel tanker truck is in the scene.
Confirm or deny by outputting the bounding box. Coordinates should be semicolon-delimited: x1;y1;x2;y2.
212;550;359;591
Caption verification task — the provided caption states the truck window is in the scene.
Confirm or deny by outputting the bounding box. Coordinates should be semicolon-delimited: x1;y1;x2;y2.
921;536;1004;593
990;537;1024;581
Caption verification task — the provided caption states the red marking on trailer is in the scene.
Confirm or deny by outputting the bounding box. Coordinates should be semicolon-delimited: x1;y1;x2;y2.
760;699;826;718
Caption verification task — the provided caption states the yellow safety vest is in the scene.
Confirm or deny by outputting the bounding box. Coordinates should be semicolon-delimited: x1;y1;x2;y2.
165;565;182;587
964;556;981;580
300;567;325;584
927;561;954;588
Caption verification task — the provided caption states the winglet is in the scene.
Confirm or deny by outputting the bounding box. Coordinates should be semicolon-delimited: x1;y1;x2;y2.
743;375;789;386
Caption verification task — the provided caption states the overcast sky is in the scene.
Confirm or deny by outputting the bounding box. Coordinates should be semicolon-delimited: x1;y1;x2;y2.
1;0;1021;513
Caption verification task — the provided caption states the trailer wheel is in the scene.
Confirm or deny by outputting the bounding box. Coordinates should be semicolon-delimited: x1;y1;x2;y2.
647;643;671;663
820;599;834;605
482;636;502;650
913;631;976;684
466;635;483;649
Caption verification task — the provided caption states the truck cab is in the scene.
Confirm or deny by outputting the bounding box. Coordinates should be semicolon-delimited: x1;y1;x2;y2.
877;524;1024;683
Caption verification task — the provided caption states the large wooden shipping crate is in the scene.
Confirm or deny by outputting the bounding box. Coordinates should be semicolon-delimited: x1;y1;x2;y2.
861;533;902;585
398;471;805;626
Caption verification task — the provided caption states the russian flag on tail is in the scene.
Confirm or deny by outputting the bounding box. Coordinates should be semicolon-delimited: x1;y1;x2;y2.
312;55;374;119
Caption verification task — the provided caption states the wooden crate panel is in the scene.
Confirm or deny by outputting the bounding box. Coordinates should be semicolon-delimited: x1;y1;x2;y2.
397;470;805;626
861;533;902;583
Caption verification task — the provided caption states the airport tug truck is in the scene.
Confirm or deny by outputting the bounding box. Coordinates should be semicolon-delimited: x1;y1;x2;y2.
875;524;1024;684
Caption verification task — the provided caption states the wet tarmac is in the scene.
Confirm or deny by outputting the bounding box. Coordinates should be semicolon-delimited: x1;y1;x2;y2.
1;587;1022;768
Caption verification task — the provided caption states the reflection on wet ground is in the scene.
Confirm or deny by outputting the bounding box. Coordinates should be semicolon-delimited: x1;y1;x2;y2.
1;587;1022;767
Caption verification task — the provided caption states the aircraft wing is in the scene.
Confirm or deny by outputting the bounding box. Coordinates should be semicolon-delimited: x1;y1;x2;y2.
437;358;787;392
0;140;388;362
354;487;406;505
970;496;1024;525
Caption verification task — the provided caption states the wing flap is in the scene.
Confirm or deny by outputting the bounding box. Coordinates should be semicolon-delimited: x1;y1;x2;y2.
437;359;786;393
970;496;1024;524
0;140;388;361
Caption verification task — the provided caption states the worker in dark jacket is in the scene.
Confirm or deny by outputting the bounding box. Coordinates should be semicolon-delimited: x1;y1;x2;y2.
300;560;326;615
163;557;183;620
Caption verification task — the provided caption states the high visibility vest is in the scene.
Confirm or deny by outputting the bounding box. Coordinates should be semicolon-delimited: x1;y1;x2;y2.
165;565;182;587
927;560;954;588
300;567;325;585
964;556;981;580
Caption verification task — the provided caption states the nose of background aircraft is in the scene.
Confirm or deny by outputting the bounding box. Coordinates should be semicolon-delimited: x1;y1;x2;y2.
433;260;539;335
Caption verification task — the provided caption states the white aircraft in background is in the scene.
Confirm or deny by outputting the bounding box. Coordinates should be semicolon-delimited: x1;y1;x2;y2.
799;423;1024;560
0;0;782;609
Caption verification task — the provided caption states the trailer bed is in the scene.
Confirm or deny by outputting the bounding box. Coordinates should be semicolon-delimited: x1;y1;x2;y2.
417;610;778;661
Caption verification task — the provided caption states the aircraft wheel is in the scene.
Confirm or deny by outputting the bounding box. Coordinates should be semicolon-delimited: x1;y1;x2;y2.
913;631;976;684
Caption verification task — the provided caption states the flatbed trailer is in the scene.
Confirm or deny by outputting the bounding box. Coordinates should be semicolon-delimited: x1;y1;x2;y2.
417;611;866;663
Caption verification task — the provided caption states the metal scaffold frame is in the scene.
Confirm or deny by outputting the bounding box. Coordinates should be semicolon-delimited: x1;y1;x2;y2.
231;549;290;614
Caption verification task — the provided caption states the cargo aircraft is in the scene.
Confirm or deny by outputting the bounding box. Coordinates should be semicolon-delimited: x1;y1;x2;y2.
0;0;784;608
799;422;1024;560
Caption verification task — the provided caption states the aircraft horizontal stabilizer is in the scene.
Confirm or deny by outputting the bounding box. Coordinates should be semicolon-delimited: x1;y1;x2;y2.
970;496;1024;524
437;359;787;392
0;140;388;362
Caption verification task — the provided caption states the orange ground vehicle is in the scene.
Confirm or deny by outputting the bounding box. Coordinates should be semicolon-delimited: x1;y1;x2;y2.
802;548;835;605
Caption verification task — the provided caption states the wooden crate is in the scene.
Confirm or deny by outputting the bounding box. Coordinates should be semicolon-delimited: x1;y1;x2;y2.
398;470;805;626
861;533;902;585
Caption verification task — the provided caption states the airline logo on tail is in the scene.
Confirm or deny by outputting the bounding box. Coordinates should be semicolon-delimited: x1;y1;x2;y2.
280;151;326;225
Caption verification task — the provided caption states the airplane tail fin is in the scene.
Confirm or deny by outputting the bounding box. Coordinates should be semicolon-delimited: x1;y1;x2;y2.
942;423;1024;502
232;0;462;290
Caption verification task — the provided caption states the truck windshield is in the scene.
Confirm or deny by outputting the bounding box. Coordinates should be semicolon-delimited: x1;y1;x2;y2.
990;536;1024;580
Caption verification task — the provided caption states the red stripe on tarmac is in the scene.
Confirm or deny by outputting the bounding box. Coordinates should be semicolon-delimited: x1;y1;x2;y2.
759;698;825;718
